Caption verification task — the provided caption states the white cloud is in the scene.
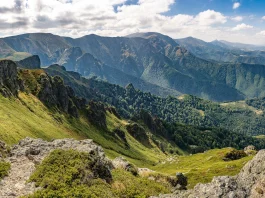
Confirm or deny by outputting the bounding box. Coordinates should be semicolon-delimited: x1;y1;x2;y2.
257;31;265;36
232;23;253;31
195;10;227;26
231;16;243;22
262;16;265;20
233;2;240;9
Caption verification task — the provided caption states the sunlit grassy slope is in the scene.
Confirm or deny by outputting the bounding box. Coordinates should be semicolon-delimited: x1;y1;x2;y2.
0;92;81;144
0;92;165;166
0;52;31;61
153;148;253;188
0;92;253;188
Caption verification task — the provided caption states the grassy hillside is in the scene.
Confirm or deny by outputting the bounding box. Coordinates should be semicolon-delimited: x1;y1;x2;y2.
1;52;31;61
0;93;81;144
153;148;253;188
0;91;166;166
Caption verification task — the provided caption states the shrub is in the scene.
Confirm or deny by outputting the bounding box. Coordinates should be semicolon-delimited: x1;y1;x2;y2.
27;149;113;197
223;149;247;161
0;161;10;180
26;149;170;198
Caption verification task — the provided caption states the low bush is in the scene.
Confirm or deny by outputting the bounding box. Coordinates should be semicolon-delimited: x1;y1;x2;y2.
0;161;10;180
223;149;247;161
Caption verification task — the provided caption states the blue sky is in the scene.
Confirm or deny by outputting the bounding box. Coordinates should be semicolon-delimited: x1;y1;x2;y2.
123;0;265;19
170;0;265;15
0;0;265;44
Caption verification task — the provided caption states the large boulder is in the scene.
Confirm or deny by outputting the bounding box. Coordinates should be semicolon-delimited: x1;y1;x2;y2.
112;156;138;176
244;145;257;156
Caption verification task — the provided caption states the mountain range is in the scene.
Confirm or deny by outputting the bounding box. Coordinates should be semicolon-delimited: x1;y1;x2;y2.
1;32;265;102
176;36;265;65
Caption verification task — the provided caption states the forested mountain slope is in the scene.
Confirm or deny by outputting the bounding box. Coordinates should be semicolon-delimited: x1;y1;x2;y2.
46;64;265;136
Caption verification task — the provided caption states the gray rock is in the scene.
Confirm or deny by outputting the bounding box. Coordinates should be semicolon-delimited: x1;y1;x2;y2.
112;156;138;176
244;145;257;156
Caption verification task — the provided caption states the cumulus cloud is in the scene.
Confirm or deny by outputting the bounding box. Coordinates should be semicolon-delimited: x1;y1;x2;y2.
231;16;243;22
0;0;263;45
232;23;253;31
262;16;265;20
195;10;227;26
233;2;240;9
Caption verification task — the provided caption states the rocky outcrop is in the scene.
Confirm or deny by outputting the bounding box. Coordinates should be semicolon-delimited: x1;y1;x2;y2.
37;73;86;117
17;55;41;69
85;101;107;128
126;122;151;147
167;173;188;191
153;150;265;198
0;137;112;198
0;60;19;97
0;59;85;117
112;157;138;176
244;145;257;156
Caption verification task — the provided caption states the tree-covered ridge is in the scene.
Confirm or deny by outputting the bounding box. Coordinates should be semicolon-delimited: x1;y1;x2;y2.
132;110;265;154
246;97;265;111
46;65;265;136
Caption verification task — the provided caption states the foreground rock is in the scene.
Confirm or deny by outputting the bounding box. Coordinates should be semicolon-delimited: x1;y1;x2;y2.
112;156;138;176
0;137;111;198
153;150;265;198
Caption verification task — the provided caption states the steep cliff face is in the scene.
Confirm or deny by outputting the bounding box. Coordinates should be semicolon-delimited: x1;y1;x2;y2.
0;60;86;118
20;69;86;118
17;55;41;69
0;60;19;97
